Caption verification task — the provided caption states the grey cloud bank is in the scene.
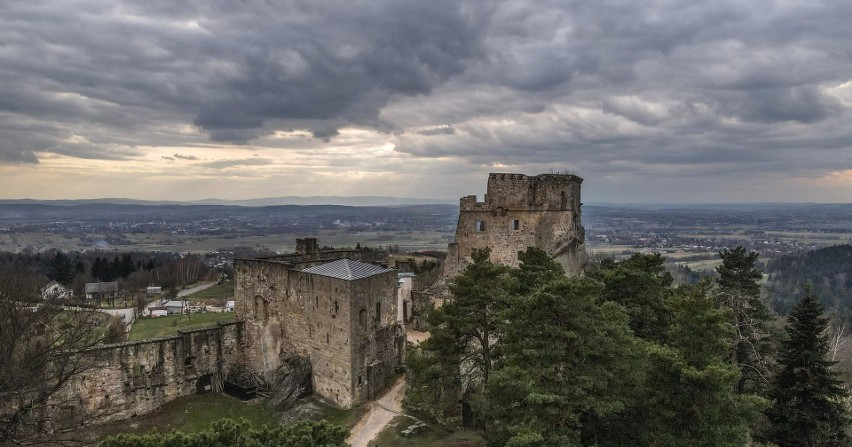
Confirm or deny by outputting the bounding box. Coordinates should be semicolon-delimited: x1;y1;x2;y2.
0;0;851;202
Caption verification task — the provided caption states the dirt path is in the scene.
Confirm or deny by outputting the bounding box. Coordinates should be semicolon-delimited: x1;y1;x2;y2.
346;329;431;446
346;376;407;447
177;281;216;298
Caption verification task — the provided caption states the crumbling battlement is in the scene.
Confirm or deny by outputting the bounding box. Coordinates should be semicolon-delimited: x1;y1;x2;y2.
257;237;387;264
49;321;243;428
444;172;586;278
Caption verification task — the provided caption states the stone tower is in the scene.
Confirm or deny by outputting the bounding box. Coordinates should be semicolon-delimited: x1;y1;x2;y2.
443;172;586;278
233;241;403;409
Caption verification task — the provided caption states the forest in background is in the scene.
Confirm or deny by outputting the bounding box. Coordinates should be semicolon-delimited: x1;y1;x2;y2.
765;245;852;315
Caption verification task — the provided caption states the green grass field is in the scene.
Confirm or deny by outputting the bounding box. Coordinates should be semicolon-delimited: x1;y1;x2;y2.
184;282;234;304
82;393;281;443
128;312;236;340
369;416;485;447
320;402;369;429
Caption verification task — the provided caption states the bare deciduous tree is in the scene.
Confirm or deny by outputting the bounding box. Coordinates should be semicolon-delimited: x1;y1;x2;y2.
0;267;104;445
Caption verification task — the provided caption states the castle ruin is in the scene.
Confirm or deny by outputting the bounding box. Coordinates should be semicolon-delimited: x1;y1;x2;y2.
234;238;404;408
443;172;586;278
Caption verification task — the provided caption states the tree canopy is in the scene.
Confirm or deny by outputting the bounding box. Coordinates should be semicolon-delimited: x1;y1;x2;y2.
765;292;849;447
405;248;804;446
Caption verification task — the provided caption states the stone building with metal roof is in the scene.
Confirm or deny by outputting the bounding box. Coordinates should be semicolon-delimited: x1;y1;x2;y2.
233;240;403;408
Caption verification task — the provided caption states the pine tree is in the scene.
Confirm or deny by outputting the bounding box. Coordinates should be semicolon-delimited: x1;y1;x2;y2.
405;247;511;424
716;246;773;394
482;275;645;446
643;281;764;446
512;247;565;295
586;253;673;342
766;292;849;447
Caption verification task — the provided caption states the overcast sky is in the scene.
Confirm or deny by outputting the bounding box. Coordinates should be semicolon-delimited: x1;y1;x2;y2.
1;0;851;203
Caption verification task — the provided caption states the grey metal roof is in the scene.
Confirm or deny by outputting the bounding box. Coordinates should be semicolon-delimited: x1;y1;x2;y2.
301;258;394;281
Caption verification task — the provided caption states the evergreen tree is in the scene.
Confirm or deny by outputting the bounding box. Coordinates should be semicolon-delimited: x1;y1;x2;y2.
717;246;762;296
91;256;112;281
586;253;673;342
119;254;135;278
111;256;121;280
406;247;511;424
482;275;645;446
46;251;75;286
643;281;764;446
716;246;774;394
765;292;848;447
444;248;511;387
512;247;565;296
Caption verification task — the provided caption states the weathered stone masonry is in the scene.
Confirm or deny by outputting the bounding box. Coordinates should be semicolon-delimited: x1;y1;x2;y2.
444;172;586;278
52;321;243;427
235;253;403;409
3;239;401;436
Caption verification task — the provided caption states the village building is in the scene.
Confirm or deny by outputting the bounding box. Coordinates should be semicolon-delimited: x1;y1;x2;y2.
163;300;187;315
40;281;72;300
85;281;118;301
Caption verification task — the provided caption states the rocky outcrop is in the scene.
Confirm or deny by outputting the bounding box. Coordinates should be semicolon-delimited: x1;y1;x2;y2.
267;356;313;410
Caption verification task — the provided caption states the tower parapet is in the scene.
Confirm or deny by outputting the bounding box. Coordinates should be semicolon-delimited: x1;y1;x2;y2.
443;172;586;278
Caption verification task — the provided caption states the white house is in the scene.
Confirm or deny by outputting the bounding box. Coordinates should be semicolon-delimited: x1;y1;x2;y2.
40;281;72;300
163;300;186;315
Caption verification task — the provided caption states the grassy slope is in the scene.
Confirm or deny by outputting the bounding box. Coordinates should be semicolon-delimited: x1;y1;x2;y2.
83;393;280;443
184;282;234;304
369;416;485;447
128;312;236;340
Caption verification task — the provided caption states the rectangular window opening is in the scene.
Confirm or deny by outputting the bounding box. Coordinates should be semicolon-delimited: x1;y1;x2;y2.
512;219;520;231
475;220;486;232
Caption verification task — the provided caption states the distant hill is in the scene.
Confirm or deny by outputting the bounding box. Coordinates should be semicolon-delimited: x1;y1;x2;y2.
765;245;852;315
0;196;457;207
192;196;457;206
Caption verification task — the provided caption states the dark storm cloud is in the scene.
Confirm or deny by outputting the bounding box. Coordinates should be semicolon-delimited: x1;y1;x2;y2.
0;0;485;162
390;0;852;185
1;0;851;196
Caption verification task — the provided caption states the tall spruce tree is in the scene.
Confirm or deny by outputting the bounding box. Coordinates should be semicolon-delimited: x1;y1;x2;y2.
46;251;75;286
765;292;848;447
405;247;511;424
716;246;773;394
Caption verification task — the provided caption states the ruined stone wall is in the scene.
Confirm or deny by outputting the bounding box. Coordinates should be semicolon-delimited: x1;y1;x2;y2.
234;259;401;408
397;276;413;322
349;272;403;404
235;259;294;379
288;272;355;408
444;173;586;278
52;322;242;428
235;258;354;407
